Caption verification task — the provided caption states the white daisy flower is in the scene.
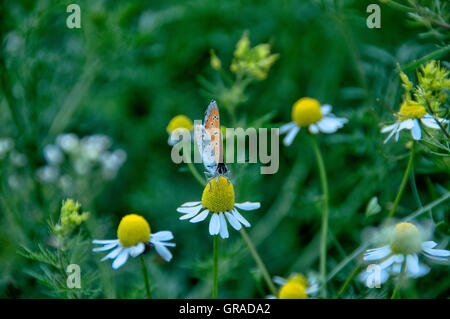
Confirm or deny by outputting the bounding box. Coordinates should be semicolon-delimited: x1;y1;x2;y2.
361;222;449;284
267;273;319;299
381;100;449;144
279;97;348;146
43;144;64;165
56;133;79;154
166;115;194;146
93;214;175;269
177;176;260;239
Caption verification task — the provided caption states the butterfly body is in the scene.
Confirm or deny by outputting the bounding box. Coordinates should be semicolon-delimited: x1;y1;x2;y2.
196;100;230;186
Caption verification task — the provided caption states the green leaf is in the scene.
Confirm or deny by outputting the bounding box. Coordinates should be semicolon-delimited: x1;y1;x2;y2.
365;196;381;217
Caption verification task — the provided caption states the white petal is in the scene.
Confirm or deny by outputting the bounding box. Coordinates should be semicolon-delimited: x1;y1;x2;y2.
218;213;229;239
413;264;430;278
422;241;437;249
153;242;173;262
317;116;347;134
379;255;398;269
101;246;123;261
112;249;129;269
151;231;174;242
273;276;286;286
421;116;441;129
92;239;119;245
234;202;260;211
305;284;320;295
406;254;419;275
411;120;421;140
128;243;145;257
381;123;398;133
225;212;242;230
423;247;450;257
383;123;399;144
308;124;319;134
283;125;300;146
379;269;390;284
180;201;202;207
395;119;414;141
93;241;119;252
391;263;402;274
363;245;392;261
279;122;296;134
179;207;203;220
232;208;251;227
209;213;220;235
177;205;202;215
399;119;414;130
190;209;209;223
321;104;332;115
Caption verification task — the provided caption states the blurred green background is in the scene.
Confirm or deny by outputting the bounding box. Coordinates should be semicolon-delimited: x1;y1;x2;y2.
0;0;449;298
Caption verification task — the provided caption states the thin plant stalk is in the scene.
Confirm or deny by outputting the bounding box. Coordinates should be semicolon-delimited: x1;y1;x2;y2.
213;235;219;298
182;143;206;186
388;141;416;219
139;255;152;299
335;263;363;298
240;228;277;296
310;134;329;298
391;259;407;299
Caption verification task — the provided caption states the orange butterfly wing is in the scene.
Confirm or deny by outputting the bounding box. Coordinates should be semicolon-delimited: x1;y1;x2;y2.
204;100;223;164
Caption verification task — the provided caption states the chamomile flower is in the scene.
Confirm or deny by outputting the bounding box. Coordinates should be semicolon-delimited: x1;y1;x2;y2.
381;100;448;144
361;222;449;282
177;176;260;239
93;214;175;269
267;274;319;299
280;97;348;146
166;115;194;146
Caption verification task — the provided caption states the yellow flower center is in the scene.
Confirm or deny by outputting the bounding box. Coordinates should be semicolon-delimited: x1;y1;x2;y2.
390;222;422;255
291;97;323;127
202;176;235;213
397;101;426;120
278;275;308;299
166;115;193;133
117;214;151;247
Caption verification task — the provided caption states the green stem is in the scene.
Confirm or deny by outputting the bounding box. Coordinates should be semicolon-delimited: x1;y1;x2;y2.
187;161;206;186
388;141;416;219
391;259;407;299
380;0;414;12
139;255;152;299
183;144;206;187
335;264;362;298
401;45;450;71
212;235;219;299
404;191;449;222
240;228;277;296
310;135;329;298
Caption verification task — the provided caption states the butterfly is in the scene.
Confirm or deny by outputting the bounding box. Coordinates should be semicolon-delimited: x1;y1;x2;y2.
195;100;229;183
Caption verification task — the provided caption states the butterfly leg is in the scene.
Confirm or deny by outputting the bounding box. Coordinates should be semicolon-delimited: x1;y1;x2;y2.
215;175;221;189
204;172;215;191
